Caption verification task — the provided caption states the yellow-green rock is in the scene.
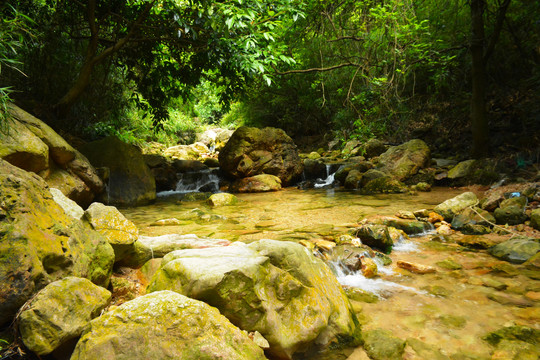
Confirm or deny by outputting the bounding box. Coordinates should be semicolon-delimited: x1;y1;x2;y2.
19;277;111;355
207;192;239;206
363;329;406;360
84;202;138;262
70;291;267;360
229;174;282;193
0;160;114;326
376;139;430;182
148;240;359;359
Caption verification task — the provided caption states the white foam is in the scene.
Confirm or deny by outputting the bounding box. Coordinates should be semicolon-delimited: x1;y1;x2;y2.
392;239;420;252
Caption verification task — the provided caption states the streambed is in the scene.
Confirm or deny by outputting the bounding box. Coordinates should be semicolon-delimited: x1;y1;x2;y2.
122;187;539;359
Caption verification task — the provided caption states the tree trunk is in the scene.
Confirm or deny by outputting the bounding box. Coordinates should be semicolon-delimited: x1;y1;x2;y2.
470;0;488;158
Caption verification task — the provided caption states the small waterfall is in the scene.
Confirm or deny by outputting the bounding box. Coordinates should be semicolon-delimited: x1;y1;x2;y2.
175;168;220;193
156;168;221;198
314;165;336;188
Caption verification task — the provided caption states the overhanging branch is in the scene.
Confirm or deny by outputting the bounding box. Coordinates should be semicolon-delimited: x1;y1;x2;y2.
274;62;360;75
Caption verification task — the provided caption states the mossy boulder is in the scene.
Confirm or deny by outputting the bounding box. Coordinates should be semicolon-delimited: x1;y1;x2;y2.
80;136;156;206
83;202;139;262
2;105;104;207
218;127;303;186
207;192;240;206
488;237;540;264
352;225;393;253
0;160;114;327
71;291;266;360
18;277;111;355
494;196;528;225
434;192;478;222
376;139;430;182
362;138;386;159
229;174;282;193
50;187;84;220
148;240;358;359
361;177;407;194
360;215;433;235
303;158;327;180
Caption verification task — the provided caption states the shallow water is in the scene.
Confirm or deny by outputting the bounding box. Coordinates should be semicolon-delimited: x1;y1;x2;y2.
122;187;540;359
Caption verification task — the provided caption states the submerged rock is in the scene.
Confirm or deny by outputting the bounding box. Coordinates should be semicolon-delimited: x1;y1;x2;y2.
362;329;406;360
207;192;239;206
148;240;359;359
71;291;266;360
18;277;110;355
218;126;303;186
360;215;433;235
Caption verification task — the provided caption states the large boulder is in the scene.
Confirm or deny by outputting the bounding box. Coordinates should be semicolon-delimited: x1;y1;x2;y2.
493;196;528;225
80;136;156;206
0;105;104;207
376;139;430;181
0;160;114;327
148;240;359;359
218;127;304;186
531;209;540;231
71;291;266;360
18;277;111;356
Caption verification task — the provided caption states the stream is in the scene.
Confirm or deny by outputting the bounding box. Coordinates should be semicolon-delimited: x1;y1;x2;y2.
122;187;539;359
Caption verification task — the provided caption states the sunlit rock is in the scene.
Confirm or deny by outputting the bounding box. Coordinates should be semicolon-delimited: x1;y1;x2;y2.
489;237;540;264
207;192;239;206
0;160;114;326
50;187;84;220
229;174;282;193
70;291;266;360
218;126;303;186
396;261;436;274
18;277;110;355
147;240;359;359
433;191;478;221
376;139;430;182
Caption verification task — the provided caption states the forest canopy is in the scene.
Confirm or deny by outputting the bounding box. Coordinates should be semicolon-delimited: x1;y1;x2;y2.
1;0;539;158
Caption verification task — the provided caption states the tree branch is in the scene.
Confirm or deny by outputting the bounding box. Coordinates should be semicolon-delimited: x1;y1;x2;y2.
274;62;360;75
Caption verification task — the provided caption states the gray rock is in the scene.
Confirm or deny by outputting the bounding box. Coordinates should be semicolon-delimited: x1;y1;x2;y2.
489;237;540;264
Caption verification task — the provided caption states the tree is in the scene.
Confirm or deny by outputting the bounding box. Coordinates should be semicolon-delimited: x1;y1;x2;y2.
9;0;303;122
469;0;511;158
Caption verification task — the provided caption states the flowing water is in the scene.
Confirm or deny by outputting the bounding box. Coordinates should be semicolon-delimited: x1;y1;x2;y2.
122;187;540;359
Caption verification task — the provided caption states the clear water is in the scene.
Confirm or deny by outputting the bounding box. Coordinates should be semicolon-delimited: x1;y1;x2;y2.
122;187;540;359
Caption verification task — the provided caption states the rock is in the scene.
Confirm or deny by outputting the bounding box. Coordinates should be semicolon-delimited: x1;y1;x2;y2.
8;105;76;165
345;288;379;303
361;215;433;235
149;218;182;226
490;339;540;360
164;144;201;160
229;174;282;193
456;235;496;249
487;293;534;307
405;338;450;360
494;196;528;225
363;329;406;360
207;192;239;206
84;202;139;262
376;139;430;182
359;169;387;187
71;291;266;360
197;128;234;151
148;240;359;359
361;177;407;194
303;158;327;180
327;245;375;271
396;260;436;274
344;169;363;189
488;237;540;264
363;139;386;159
49;187;84;220
434;192;478;222
435;257;462;270
451;207;495;230
18;277;110;355
361;257;378;278
447;159;477;180
0;110;49;173
414;181;432;192
80;136;156;206
342;139;362;157
353;224;393;253
63;152;105;206
171;158;208;172
484;325;540;346
43;163;95;207
0;159;114;326
119;234;231;268
218;127;304;186
531;209;540;230
436;223;453;235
